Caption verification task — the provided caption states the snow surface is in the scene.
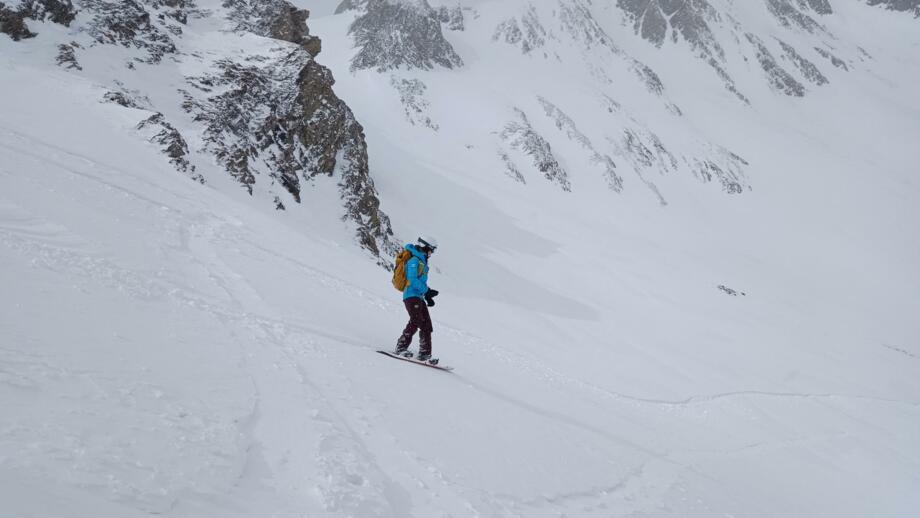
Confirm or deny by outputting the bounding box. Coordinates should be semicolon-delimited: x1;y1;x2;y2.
2;1;920;517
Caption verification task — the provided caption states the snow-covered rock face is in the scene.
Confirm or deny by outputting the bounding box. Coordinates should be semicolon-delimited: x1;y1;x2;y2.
0;4;34;41
615;0;841;100
2;0;396;258
79;0;181;64
344;0;463;72
866;0;920;16
499;108;572;193
617;0;723;53
1;0;75;40
334;0;749;203
226;0;322;55
320;0;914;207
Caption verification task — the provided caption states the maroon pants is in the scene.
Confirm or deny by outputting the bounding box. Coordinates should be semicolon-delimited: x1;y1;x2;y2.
397;297;432;355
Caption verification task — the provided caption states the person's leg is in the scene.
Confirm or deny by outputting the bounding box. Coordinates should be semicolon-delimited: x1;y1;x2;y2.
415;303;433;357
396;298;421;350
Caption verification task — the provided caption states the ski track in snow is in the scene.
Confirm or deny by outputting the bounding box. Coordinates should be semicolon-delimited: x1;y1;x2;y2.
439;322;920;409
1;127;690;516
1;125;829;430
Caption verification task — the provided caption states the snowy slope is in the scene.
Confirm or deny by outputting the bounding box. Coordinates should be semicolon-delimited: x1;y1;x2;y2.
3;0;920;517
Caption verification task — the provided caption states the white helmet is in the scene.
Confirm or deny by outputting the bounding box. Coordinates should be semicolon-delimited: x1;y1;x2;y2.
417;235;439;253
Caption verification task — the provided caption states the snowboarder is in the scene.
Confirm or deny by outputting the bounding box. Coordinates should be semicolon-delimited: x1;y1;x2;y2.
394;236;439;362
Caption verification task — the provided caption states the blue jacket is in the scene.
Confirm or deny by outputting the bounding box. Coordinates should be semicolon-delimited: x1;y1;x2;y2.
402;244;429;301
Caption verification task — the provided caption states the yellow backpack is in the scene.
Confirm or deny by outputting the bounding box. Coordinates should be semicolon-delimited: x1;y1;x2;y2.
392;249;423;291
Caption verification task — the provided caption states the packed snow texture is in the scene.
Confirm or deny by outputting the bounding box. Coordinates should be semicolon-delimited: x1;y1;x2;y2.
2;0;920;517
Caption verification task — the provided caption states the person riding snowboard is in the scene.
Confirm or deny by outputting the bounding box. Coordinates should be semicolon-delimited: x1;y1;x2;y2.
394;236;439;362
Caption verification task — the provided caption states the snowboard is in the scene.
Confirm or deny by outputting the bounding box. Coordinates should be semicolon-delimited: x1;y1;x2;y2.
376;350;454;372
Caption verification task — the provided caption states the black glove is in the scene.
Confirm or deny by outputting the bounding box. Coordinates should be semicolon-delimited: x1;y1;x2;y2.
425;289;439;307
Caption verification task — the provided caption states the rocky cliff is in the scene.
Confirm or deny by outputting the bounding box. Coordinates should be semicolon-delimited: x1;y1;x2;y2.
2;0;397;260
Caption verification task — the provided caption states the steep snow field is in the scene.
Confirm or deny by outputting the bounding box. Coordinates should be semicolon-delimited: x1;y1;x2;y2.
3;1;920;517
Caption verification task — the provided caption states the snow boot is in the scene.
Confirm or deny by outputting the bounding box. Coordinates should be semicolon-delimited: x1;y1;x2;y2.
416;352;437;365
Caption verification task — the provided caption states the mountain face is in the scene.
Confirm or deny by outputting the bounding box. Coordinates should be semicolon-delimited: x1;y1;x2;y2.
342;0;463;72
323;0;763;204
2;0;913;252
310;0;913;208
1;0;396;259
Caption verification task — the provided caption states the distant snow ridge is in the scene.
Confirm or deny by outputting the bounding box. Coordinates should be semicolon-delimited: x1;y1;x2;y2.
616;0;841;100
493;1;667;97
346;0;463;72
492;4;546;54
617;0;724;57
617;0;742;99
595;95;748;200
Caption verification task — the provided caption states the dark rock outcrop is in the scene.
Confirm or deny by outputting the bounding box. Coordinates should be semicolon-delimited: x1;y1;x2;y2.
689;148;748;194
435;4;464;31
183;46;396;257
2;0;400;260
0;3;36;40
493;2;668;99
814;46;848;70
500;109;571;192
802;0;833;15
778;40;828;86
348;0;463;72
103;83;154;110
391;76;438;130
617;0;750;101
335;0;365;14
224;0;322;56
865;0;920;17
56;41;82;69
493;5;546;54
538;97;623;192
80;0;179;64
136;113;202;182
498;150;527;184
765;0;827;33
746;33;805;97
20;0;76;25
618;0;724;59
